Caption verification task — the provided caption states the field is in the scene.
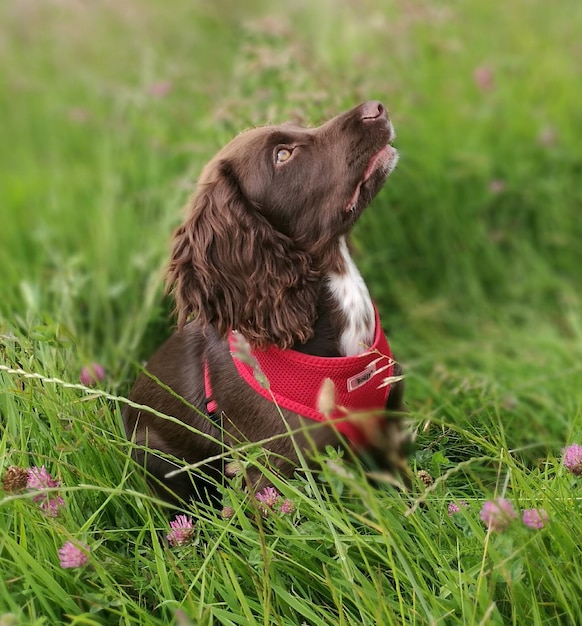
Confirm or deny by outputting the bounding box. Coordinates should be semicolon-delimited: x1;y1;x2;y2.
1;0;582;624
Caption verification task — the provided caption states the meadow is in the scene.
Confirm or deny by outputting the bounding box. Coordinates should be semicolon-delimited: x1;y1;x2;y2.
1;0;582;624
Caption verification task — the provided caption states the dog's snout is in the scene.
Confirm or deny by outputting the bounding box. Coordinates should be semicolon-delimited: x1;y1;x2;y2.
360;101;387;122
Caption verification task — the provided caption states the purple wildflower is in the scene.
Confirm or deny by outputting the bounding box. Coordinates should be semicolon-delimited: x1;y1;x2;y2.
27;466;65;516
40;496;66;518
537;126;557;148
447;500;468;516
488;179;506;194
479;498;517;532
26;465;65;517
473;65;495;92
27;466;60;491
58;541;89;569
255;487;281;509
522;508;549;530
79;363;105;387
279;499;295;515
563;444;582;476
167;515;195;547
147;80;172;98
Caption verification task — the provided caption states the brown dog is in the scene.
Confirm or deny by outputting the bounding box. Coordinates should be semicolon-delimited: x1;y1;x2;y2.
123;102;407;504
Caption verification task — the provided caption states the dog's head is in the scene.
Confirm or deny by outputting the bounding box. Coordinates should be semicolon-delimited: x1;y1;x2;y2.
167;101;398;349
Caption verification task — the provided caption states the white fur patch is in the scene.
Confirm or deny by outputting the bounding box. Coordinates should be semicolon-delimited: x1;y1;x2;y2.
326;237;375;356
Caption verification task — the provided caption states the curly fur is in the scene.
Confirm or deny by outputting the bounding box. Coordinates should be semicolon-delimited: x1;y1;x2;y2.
167;161;320;350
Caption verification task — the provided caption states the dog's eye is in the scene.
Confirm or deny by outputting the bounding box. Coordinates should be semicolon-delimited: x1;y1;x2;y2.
275;147;293;164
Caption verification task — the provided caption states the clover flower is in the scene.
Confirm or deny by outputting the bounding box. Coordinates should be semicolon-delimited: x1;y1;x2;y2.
479;498;517;532
79;363;106;387
167;515;195;547
147;80;172;98
255;488;295;516
40;496;66;518
279;499;295;515
473;65;495;92
27;466;60;491
255;487;281;509
26;466;66;516
58;541;90;569
488;180;506;194
563;444;582;476
522;508;549;530
447;500;469;516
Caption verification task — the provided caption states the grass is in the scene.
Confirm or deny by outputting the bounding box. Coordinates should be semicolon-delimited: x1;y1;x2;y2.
1;0;582;624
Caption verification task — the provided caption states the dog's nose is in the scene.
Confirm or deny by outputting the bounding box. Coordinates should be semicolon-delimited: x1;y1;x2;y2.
360;101;387;122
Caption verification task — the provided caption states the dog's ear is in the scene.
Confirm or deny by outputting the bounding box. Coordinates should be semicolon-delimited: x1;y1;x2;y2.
167;161;319;350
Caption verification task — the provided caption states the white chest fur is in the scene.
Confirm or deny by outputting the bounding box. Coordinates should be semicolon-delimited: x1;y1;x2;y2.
326;237;375;356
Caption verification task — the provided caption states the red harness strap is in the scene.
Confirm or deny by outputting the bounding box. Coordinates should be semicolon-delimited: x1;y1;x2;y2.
205;306;394;447
204;363;218;415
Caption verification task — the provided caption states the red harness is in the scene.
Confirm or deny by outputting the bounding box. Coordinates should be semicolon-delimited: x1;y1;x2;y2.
205;306;393;447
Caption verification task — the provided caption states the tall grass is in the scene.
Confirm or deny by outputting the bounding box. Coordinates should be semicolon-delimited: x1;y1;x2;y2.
1;0;581;624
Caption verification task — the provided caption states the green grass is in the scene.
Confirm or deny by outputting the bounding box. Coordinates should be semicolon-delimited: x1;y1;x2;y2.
1;0;582;624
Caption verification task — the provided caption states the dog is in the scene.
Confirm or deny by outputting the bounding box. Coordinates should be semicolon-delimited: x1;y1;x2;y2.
123;101;408;505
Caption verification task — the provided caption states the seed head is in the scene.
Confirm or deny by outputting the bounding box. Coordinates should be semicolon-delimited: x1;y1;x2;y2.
2;466;29;493
221;506;235;520
417;470;433;488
